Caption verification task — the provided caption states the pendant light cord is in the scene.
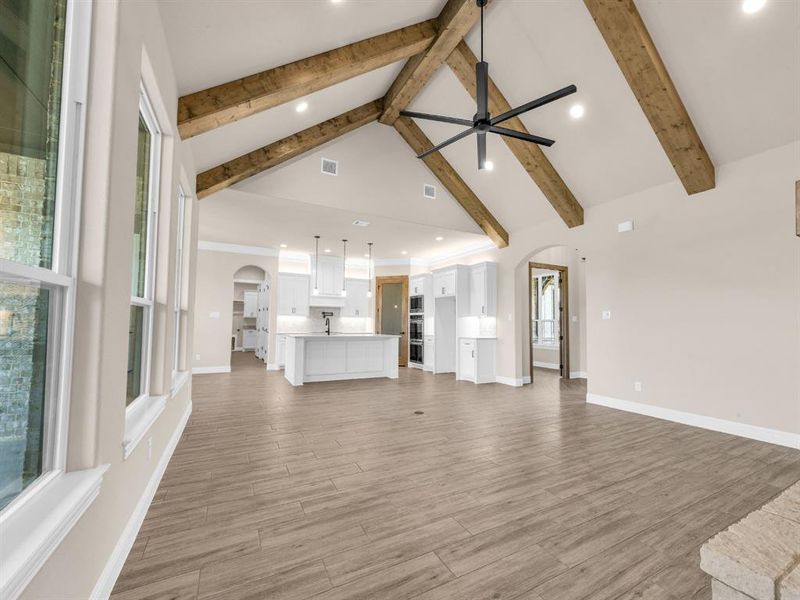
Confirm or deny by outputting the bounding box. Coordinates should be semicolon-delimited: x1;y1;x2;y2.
480;2;484;62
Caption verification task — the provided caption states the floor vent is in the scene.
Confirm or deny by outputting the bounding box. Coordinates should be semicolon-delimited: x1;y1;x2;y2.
321;158;338;176
423;184;436;199
414;411;424;415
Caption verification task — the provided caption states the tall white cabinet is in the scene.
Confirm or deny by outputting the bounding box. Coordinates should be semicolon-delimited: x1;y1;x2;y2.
343;279;369;317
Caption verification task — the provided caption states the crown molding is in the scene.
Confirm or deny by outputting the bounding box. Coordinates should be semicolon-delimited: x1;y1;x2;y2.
197;240;279;257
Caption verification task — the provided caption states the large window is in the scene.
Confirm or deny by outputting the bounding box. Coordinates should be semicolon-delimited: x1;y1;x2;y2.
0;0;83;510
172;186;187;382
127;90;161;406
531;273;559;346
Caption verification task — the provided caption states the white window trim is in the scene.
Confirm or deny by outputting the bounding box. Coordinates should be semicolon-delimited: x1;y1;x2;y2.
124;84;163;457
171;187;187;384
0;2;106;598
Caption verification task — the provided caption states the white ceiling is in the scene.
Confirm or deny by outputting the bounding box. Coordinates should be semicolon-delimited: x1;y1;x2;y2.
198;188;490;262
159;0;800;257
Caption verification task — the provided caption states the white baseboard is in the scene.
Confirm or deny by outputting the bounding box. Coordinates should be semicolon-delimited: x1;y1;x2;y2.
533;361;560;370
570;371;588;379
90;401;192;599
496;375;532;387
586;393;800;450
191;366;230;374
266;363;281;371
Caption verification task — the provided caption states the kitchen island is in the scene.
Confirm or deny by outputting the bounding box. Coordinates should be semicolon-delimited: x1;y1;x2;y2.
284;334;400;386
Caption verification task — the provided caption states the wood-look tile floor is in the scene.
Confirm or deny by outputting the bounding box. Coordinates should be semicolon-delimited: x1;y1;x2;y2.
112;352;800;600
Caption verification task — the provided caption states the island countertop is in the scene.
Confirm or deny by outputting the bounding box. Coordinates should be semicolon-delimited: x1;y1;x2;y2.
283;333;400;340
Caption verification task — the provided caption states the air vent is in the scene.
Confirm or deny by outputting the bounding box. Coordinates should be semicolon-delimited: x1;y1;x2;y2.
321;158;338;176
352;220;370;227
423;184;436;199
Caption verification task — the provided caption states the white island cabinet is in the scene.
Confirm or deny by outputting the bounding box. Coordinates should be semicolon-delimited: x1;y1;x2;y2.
284;334;399;386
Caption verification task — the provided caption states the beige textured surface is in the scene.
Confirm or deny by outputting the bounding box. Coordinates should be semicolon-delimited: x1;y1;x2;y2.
711;579;756;600
781;565;800;600
701;509;800;600
763;484;800;526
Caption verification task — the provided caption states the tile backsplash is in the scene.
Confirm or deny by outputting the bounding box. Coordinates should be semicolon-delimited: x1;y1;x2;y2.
277;308;372;334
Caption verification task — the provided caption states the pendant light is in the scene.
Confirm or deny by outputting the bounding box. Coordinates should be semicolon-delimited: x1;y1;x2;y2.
366;242;373;298
340;239;348;297
312;235;320;296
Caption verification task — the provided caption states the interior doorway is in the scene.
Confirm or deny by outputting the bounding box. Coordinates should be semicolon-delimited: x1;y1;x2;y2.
232;265;267;370
529;262;569;381
375;275;408;366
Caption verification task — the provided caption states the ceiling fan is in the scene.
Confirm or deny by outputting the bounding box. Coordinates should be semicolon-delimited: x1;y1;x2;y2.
400;0;577;170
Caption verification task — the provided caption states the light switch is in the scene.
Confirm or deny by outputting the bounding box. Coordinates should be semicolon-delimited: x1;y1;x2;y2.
634;381;642;392
602;310;611;320
210;311;220;319
571;315;578;323
618;220;635;233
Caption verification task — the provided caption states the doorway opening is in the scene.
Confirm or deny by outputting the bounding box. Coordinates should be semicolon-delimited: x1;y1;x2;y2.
375;275;408;366
529;261;569;381
232;265;268;371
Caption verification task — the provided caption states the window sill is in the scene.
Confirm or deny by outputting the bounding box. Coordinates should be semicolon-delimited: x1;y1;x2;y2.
123;394;167;460
0;465;108;599
171;370;190;397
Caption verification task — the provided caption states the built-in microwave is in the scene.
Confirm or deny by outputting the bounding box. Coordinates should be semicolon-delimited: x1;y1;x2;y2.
410;295;424;314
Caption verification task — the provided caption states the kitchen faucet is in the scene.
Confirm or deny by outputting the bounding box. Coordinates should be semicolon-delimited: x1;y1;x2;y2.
321;311;334;336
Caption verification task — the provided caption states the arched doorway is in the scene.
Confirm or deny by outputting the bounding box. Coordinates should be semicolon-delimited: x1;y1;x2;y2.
232;265;267;370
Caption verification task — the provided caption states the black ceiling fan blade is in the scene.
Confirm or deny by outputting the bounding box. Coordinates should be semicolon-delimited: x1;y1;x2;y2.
489;125;555;147
490;84;577;126
400;110;474;127
417;127;476;159
477;132;487;170
476;61;489;121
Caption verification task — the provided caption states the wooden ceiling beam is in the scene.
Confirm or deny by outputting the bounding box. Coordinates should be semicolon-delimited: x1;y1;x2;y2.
379;0;485;126
178;20;437;139
446;41;584;228
394;116;509;248
196;99;383;199
583;0;715;195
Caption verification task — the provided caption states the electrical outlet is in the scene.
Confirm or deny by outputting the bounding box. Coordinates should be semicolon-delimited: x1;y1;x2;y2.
147;437;153;460
572;315;578;323
634;382;642;392
602;310;612;320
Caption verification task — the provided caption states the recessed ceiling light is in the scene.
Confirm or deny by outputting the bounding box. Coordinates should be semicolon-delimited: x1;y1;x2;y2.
569;104;585;119
279;243;287;248
741;0;766;13
295;101;308;113
435;236;444;241
484;161;494;171
331;0;343;3
324;248;331;253
401;251;408;255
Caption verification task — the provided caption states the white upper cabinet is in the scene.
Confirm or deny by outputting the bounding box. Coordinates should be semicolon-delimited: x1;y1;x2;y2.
433;269;457;298
311;255;344;296
243;290;258;318
278;273;310;316
343;279;369;317
468;262;497;317
410;276;425;296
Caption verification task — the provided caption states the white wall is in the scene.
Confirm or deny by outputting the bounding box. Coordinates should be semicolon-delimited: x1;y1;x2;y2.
20;1;200;597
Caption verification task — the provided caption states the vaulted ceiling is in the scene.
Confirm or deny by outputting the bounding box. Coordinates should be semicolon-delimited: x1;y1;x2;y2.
158;0;800;257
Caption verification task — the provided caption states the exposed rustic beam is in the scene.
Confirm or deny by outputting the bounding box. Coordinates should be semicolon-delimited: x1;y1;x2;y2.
394;116;509;248
178;21;437;139
446;41;584;228
379;0;484;125
196;100;383;199
583;0;715;195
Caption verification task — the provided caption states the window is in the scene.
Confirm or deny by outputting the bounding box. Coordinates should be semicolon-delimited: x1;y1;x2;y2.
0;0;84;511
172;187;187;382
127;89;161;406
532;274;559;346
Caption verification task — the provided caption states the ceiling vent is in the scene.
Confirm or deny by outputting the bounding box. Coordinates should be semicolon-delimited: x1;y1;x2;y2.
423;184;436;199
321;158;338;176
352;220;370;227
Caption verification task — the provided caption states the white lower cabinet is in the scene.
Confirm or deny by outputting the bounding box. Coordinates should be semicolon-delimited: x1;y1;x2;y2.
276;334;287;367
457;338;496;384
423;335;434;371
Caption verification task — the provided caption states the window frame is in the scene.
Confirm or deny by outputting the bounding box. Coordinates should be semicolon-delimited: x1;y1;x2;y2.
171;185;187;383
127;85;162;409
0;0;91;516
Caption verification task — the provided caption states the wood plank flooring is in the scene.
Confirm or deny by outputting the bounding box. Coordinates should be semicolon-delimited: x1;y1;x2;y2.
112;352;800;600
